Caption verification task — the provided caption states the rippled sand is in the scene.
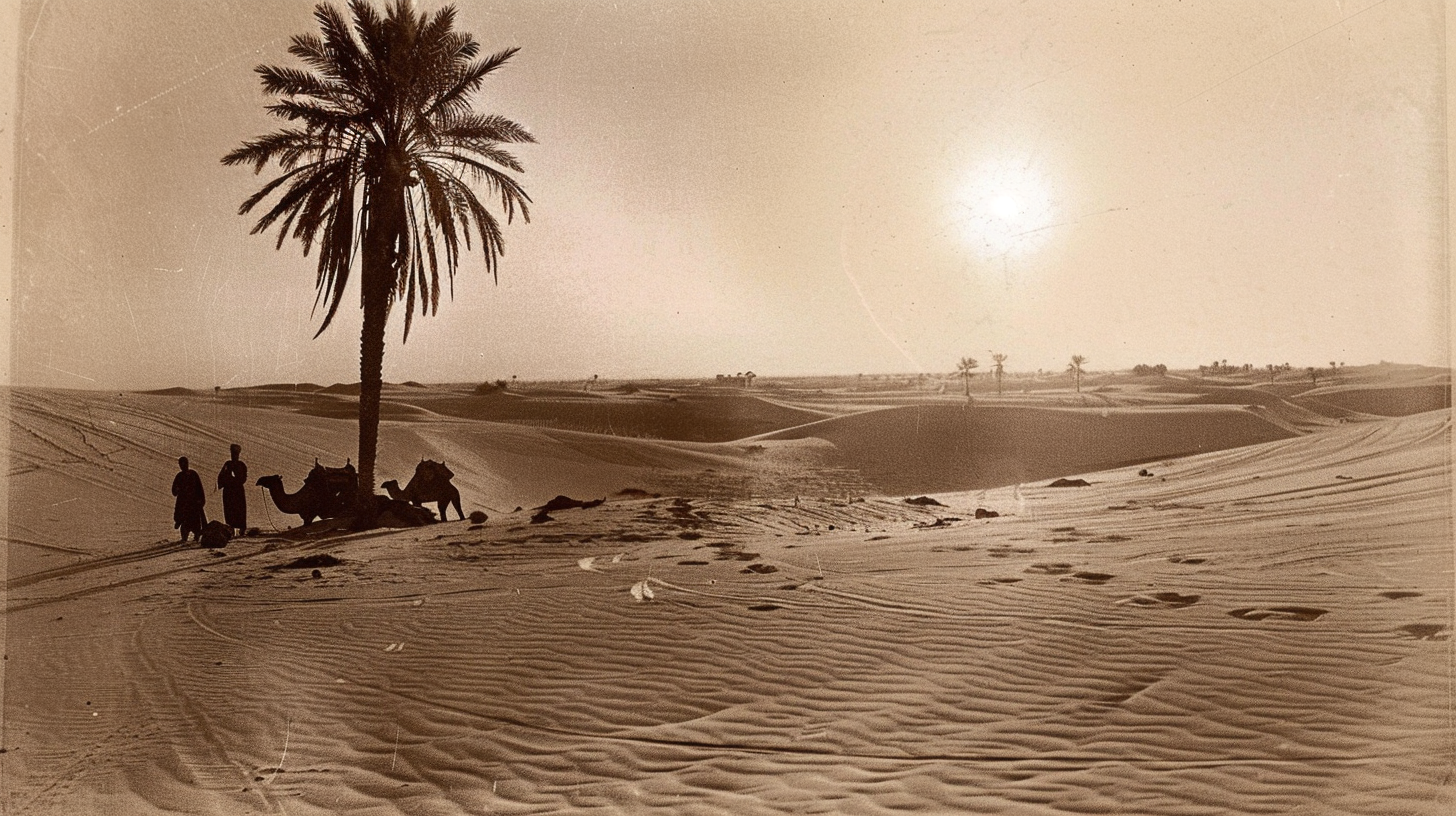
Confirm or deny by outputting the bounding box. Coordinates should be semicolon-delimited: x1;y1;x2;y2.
4;389;1451;814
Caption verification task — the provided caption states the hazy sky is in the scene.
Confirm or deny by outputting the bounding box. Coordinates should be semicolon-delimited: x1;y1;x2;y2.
10;0;1448;389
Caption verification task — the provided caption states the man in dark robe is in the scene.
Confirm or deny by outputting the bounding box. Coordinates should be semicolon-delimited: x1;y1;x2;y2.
217;444;248;536
172;456;206;543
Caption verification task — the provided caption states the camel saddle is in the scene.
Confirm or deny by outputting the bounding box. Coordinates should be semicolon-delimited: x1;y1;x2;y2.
304;461;359;517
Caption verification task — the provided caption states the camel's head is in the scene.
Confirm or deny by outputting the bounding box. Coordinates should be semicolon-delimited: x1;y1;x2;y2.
381;479;400;491
256;475;282;488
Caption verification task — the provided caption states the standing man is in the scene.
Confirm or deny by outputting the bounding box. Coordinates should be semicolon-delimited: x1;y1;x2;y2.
217;443;249;536
171;457;207;543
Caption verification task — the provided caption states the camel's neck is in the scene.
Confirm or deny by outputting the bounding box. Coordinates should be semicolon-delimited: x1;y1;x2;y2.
265;481;301;510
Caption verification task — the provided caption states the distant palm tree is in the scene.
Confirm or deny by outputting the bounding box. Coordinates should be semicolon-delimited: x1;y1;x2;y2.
1068;355;1087;393
224;0;533;502
955;357;979;398
990;353;1007;396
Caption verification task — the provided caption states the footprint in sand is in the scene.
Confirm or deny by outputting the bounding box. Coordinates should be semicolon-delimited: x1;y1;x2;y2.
1379;591;1422;600
1228;606;1328;622
717;549;760;562
1061;571;1114;585
1025;563;1074;575
1169;555;1207;565
1121;591;1200;608
1398;624;1449;641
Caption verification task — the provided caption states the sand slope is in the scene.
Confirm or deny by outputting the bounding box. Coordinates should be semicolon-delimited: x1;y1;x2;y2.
1299;383;1452;418
4;385;1450;814
753;403;1298;494
4;388;774;571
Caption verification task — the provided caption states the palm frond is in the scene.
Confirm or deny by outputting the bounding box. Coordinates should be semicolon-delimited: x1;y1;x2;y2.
222;128;322;172
425;47;520;117
247;161;339;236
315;4;368;90
437;112;535;144
434;152;531;223
257;65;335;99
265;98;353;129
237;160;322;214
442;140;524;173
312;182;361;337
415;160;463;273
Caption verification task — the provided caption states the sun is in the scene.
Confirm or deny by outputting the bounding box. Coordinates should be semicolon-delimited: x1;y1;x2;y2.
953;157;1058;260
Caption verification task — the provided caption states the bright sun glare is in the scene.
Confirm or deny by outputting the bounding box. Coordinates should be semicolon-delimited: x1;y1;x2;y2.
954;158;1057;260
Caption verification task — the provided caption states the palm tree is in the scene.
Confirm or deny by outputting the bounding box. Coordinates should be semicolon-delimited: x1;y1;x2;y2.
1068;355;1087;393
955;357;979;398
990;353;1007;396
223;0;532;503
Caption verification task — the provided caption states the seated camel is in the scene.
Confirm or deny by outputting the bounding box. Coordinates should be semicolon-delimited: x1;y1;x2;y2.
256;460;358;525
382;459;463;521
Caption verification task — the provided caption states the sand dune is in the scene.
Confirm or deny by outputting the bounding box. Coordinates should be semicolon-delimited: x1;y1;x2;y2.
4;386;1451;815
1299;383;1452;417
753;403;1298;494
4;388;776;568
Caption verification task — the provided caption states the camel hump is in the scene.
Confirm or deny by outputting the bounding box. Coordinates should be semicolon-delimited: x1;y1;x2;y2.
403;459;456;499
414;459;455;484
305;461;359;497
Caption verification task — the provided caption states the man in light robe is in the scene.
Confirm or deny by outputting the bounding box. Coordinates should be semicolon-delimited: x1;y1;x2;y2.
217;444;248;536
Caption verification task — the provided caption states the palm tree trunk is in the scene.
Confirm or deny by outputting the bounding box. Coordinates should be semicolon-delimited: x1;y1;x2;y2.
355;167;405;507
357;292;389;504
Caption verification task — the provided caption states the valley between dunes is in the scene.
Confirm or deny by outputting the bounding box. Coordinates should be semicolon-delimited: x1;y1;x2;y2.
3;371;1451;814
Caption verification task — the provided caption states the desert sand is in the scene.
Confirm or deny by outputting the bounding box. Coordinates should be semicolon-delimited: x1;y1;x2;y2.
3;366;1451;814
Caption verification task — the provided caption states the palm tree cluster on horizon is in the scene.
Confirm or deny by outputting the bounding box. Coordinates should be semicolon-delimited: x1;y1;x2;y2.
957;352;1102;398
224;0;533;504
